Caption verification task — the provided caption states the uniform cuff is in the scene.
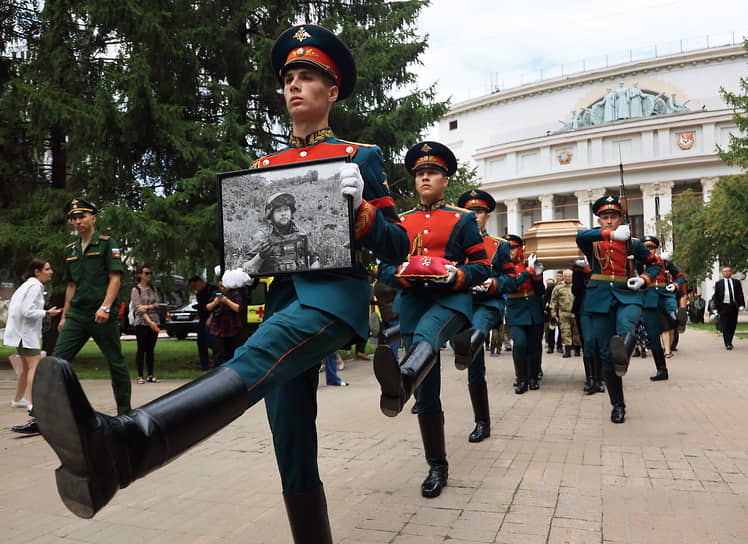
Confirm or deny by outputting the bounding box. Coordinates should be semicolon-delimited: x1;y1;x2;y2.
451;268;466;291
354;200;376;240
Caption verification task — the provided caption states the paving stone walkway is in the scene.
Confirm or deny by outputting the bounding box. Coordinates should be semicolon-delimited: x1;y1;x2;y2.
1;326;746;543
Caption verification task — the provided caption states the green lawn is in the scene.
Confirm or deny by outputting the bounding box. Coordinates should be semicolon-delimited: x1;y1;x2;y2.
1;337;207;380
0;336;376;379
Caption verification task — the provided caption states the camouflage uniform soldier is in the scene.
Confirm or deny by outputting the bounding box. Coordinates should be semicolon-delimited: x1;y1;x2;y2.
243;192;320;274
550;269;581;357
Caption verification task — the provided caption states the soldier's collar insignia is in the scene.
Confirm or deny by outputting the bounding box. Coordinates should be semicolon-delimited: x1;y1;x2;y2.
288;127;334;148
416;199;445;212
293;27;311;42
421;143;432;153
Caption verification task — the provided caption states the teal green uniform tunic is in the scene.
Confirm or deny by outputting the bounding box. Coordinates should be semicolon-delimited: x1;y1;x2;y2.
53;231;131;415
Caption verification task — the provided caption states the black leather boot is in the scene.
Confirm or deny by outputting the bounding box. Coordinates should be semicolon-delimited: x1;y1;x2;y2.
453;329;485;370
33;357;247;519
284;486;333;544
11;418;40;434
604;371;625;423
582;356;594;394
594;356;605;393
676;307;688;333
418;412;448;497
513;358;528;394
563;345;571;358
374;341;436;417
650;348;669;381
574;346;581;356
610;333;636;376
468;382;490;443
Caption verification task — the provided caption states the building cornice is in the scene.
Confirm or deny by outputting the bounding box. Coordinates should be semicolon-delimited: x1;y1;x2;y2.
447;44;747;117
482;155;730;193
474;109;736;158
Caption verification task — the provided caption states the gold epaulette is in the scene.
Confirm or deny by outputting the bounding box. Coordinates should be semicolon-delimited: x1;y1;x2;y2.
99;235;110;240
65;242;75;248
444;205;471;214
337;138;374;148
488;234;506;243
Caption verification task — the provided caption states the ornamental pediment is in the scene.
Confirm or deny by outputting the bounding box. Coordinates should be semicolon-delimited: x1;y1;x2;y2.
560;81;690;131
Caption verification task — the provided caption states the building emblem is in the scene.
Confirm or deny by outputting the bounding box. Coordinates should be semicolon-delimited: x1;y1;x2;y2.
557;151;572;164
678;132;695;150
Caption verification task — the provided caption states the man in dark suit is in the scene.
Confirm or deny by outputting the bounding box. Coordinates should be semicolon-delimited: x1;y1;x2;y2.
713;266;745;350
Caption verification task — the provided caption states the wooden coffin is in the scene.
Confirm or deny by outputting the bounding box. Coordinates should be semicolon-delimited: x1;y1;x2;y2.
523;219;584;268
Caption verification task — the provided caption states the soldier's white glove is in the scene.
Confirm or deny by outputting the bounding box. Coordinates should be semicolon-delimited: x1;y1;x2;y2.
527;253;537;269
740;306;746;312
665;283;676;293
431;264;458;284
533;263;544;276
340;163;364;210
472;279;492;293
222;268;252;289
627;277;645;291
573;258;587;268
660;251;671;261
611;224;631;241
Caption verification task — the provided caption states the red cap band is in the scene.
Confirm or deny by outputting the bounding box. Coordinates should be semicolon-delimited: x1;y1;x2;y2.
284;46;341;86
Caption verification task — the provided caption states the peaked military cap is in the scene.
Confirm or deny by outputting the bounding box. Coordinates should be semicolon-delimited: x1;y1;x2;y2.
506;234;523;246
271;24;356;100
405;141;457;177
265;192;296;220
592;194;622;216
642;235;660;248
65;197;98;216
458;189;495;212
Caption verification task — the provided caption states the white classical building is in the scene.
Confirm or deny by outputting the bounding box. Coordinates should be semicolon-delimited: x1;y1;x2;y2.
438;42;746;301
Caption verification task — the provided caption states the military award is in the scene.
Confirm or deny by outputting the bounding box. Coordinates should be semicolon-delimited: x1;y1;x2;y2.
217;156;356;276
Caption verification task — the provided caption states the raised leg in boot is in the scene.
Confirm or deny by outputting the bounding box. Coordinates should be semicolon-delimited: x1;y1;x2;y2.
374;341;436;417
418;412;448;497
33;357;247;518
453;329;485;370
610;332;637;377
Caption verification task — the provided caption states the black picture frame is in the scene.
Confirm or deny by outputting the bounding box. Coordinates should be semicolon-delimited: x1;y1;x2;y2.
217;156;355;277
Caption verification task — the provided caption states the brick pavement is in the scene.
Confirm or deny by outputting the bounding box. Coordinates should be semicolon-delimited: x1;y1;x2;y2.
0;327;746;543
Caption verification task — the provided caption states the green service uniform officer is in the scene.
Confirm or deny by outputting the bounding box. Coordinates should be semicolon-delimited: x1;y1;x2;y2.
550;269;582;357
53;198;130;415
639;235;680;381
453;189;509;443
498;235;546;394
376;142;490;498
576;195;661;423
33;25;409;543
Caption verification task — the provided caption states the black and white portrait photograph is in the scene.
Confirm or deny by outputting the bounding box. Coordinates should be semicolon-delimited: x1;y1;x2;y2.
218;156;355;276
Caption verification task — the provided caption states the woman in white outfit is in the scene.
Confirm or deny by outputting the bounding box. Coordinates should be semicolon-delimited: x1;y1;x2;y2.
3;258;61;433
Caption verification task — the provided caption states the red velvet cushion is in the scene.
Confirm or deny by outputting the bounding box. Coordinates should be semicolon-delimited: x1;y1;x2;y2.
396;255;453;280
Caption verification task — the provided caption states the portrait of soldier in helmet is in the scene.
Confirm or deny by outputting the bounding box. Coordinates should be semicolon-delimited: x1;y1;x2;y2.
242;191;320;275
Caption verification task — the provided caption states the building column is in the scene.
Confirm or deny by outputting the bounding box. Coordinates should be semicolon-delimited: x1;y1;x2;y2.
538;194;554;221
641;181;674;250
701;176;718;202
574;189;594;227
505;198;521;236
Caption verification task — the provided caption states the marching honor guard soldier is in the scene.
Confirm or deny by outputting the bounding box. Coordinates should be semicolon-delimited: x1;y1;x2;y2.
499;235;545;393
576;195;661;423
33;24;409;543
453;189;510;443
50;198;131;417
639;235;681;381
375;142;490;497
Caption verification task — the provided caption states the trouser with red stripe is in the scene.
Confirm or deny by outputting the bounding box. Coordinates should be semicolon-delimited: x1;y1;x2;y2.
406;303;469;416
224;280;355;494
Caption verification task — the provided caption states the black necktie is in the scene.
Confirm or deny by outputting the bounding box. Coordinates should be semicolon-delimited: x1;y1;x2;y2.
727;279;734;305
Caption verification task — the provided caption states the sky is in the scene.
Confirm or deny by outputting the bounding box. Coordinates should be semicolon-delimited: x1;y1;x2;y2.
413;0;747;109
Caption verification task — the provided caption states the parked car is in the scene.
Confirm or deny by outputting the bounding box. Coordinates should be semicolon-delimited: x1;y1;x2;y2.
165;301;199;339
